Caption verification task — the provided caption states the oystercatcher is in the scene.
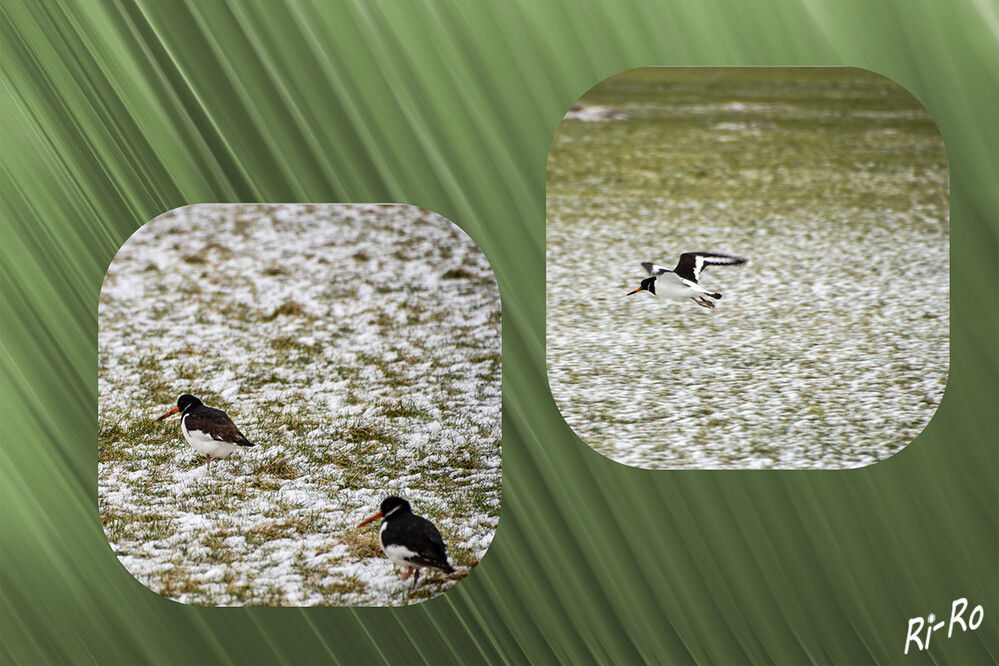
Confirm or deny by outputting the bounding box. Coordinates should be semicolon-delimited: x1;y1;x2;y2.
155;394;254;473
626;251;747;308
357;496;455;591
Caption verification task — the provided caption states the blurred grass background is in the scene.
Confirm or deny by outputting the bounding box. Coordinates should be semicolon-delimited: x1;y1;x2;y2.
552;67;947;212
3;1;997;663
547;68;950;468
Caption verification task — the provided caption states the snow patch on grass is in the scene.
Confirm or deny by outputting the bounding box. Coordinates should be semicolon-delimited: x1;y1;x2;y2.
99;204;500;605
547;71;948;469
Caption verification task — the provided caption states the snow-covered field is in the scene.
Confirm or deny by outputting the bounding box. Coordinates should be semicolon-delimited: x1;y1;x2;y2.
547;72;949;469
98;204;501;605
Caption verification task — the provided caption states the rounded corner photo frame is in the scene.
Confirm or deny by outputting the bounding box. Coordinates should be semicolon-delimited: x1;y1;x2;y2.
545;67;949;470
98;203;502;606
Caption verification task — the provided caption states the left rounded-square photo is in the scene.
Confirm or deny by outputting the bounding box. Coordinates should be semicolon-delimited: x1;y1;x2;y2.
98;204;501;606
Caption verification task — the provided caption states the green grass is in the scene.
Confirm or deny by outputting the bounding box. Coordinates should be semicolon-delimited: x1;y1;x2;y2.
98;204;501;606
547;68;947;469
552;69;945;218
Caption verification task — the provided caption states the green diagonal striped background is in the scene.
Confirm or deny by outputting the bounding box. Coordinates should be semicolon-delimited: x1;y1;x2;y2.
2;1;997;663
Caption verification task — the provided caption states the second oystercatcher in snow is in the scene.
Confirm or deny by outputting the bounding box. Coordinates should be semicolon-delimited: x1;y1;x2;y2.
358;496;455;591
156;394;254;473
626;251;747;308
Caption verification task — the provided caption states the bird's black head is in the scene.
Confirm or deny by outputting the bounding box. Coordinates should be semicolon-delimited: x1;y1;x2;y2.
177;394;204;414
626;276;657;296
357;496;413;528
156;394;203;421
380;496;412;519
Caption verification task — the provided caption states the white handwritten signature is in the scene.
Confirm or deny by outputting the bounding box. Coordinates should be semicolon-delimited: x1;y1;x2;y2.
905;597;984;654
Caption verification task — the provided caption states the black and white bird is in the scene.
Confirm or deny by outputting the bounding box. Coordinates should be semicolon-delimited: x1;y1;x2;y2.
155;394;254;473
358;496;455;591
626;251;747;308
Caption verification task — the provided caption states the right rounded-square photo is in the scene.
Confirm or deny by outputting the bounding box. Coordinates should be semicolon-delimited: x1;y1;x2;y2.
546;67;949;469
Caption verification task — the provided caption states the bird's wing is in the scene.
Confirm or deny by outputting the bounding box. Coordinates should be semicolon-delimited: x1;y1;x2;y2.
641;262;670;276
198;407;253;446
408;518;453;571
673;252;747;282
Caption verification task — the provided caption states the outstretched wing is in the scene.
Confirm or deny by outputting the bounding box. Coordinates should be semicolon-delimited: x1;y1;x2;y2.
673;252;746;283
640;262;670;276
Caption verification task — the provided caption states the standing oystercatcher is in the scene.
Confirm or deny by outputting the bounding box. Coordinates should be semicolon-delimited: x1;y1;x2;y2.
357;496;455;591
626;251;747;308
155;394;254;473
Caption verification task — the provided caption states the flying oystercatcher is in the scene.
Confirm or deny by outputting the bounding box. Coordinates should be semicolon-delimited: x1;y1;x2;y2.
155;394;254;473
626;251;747;308
358;496;455;591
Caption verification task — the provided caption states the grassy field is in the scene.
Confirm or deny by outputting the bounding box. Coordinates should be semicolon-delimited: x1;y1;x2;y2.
546;68;949;469
98;204;500;605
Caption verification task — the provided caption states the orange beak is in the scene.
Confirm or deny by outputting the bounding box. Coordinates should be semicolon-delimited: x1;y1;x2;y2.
156;405;180;421
626;286;642;296
357;510;383;528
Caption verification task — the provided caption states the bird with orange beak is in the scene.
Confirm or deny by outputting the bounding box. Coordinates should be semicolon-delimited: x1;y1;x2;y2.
358;496;455;591
627;251;747;308
156;394;254;473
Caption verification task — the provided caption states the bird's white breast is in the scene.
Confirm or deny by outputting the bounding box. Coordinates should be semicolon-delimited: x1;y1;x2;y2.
382;543;421;569
379;523;422;569
181;414;239;458
655;273;700;300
